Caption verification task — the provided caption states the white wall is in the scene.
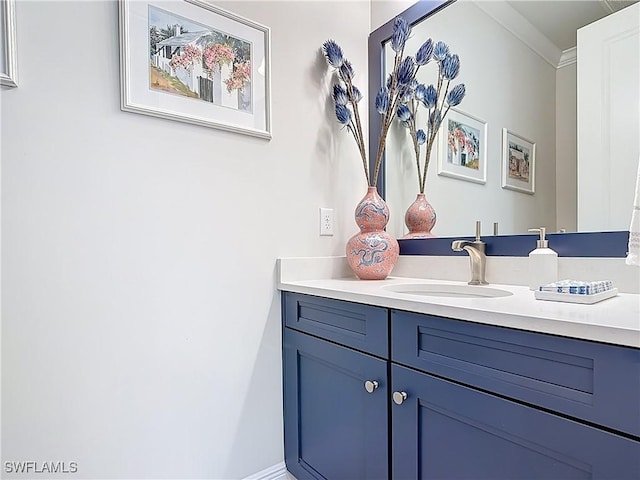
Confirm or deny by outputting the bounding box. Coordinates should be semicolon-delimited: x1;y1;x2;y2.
1;1;370;478
381;1;557;238
556;62;577;232
370;0;413;31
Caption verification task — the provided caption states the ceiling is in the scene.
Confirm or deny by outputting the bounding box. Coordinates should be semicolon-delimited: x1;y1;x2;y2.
506;0;638;51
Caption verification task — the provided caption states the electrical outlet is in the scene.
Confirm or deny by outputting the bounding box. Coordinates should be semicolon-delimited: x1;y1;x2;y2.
320;208;334;236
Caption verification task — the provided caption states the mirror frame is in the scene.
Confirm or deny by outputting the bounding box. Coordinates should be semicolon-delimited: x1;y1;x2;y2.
368;0;629;257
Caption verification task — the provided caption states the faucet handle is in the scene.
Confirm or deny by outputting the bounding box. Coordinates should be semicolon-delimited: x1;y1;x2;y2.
475;220;482;242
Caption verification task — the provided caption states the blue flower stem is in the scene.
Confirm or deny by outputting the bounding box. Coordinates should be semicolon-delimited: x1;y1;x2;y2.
422;70;442;191
405;60;424;193
422;134;437;192
434;78;453;182
372;116;392;187
441;79;451;113
408;98;424;193
372;50;402;187
339;72;369;184
412;126;423;193
423;72;443;192
348;85;369;184
435;67;444;111
441;104;452;124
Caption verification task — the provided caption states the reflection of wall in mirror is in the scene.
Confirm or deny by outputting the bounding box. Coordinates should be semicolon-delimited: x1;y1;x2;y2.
577;2;639;232
371;0;415;32
381;1;557;238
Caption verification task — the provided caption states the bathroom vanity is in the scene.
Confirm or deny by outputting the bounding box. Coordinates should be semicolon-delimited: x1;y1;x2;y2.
280;270;640;479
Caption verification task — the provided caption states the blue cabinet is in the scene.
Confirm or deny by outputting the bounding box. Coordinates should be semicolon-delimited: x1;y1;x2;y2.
392;364;639;479
282;292;640;479
283;329;388;479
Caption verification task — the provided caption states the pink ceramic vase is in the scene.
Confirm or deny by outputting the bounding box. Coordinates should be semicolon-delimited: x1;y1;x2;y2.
346;187;399;280
401;193;436;239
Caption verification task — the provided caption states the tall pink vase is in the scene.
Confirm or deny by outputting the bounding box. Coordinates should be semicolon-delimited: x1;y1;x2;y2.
346;187;399;280
401;193;436;239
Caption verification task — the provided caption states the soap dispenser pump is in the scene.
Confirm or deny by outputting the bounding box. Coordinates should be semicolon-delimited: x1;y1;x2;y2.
527;227;558;290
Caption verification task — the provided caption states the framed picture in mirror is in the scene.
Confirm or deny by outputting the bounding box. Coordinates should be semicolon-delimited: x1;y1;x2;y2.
502;128;536;194
437;109;487;184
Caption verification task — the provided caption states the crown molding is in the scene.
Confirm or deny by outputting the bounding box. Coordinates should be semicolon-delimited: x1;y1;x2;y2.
558;47;577;68
600;0;617;14
473;0;564;69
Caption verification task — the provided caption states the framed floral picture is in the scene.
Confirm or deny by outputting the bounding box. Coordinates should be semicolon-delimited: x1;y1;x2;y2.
437;109;487;184
501;128;535;194
1;0;18;87
119;0;271;139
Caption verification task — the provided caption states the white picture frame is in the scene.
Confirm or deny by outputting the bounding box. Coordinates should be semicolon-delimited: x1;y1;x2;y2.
1;0;18;87
119;0;271;139
437;109;487;184
501;128;536;194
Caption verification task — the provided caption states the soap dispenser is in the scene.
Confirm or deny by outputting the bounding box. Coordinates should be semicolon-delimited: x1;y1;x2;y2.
527;227;558;290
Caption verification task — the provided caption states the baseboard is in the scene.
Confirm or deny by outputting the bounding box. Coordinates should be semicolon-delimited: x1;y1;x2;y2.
244;461;289;480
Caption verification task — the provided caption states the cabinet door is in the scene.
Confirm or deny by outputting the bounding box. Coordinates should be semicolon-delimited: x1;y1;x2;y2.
577;2;639;230
284;329;388;480
392;364;640;480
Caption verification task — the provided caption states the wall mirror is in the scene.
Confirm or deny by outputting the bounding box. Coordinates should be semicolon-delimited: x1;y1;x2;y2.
369;0;639;241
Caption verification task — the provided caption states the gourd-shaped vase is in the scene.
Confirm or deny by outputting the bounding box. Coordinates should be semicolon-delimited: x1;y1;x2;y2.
346;187;399;280
401;193;436;239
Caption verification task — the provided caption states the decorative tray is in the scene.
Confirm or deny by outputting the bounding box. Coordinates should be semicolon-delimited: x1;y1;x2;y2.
534;288;619;304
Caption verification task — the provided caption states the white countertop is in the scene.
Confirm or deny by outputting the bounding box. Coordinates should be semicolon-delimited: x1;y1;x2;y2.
278;259;640;348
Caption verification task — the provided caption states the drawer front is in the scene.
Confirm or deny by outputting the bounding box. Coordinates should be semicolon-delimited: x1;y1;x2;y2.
392;310;640;437
283;292;388;357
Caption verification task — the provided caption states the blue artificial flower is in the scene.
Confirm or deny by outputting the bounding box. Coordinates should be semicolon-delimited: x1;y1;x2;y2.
433;41;449;61
397;104;412;124
415;39;434;66
351;85;363;103
446;83;466;106
332;84;348;105
415;83;427;102
391;17;411;52
423;84;437;108
416;129;426;145
340;60;354;81
397;56;415;86
386;74;393;90
335;104;352;125
375;87;389;114
442;54;460;80
322;40;344;68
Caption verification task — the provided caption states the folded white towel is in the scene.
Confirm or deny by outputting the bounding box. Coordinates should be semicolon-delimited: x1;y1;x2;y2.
626;158;640;267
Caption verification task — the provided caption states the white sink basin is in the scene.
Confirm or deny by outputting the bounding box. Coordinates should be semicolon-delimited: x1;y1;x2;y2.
382;283;513;299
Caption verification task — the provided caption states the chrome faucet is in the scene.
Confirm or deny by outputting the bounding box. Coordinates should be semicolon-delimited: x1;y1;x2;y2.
452;221;488;285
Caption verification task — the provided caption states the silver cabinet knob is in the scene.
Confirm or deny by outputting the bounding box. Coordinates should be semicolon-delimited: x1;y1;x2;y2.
364;380;379;393
393;391;408;405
